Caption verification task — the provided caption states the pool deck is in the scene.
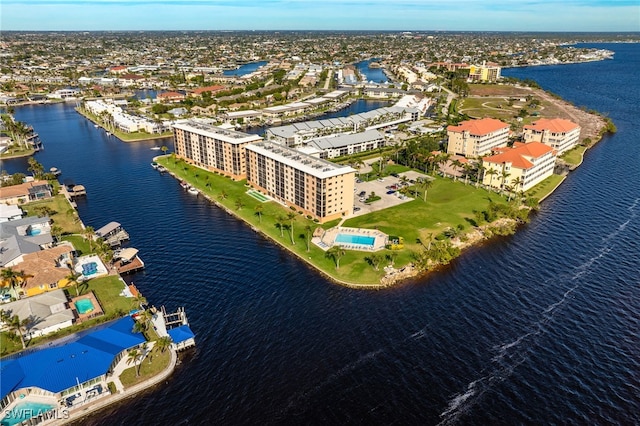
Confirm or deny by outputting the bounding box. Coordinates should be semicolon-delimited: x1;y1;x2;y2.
314;226;388;252
74;255;109;281
70;291;104;323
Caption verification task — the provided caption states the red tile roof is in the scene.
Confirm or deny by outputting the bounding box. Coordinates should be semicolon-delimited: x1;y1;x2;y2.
109;66;127;71
524;118;579;133
447;118;508;136
158;91;185;99
483;142;554;170
193;85;225;94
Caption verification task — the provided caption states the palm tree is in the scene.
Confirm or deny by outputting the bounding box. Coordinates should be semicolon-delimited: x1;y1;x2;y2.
475;163;485;188
386;252;398;266
368;253;382;270
254;204;263;223
161;145;168;156
126;348;142;377
83;226;95;252
500;170;511;195
219;190;228;200
155;336;172;353
51;225;63;242
286;212;297;244
325;245;346;270
1;310;28;349
66;270;82;296
417;178;434;202
1;267;26;298
234;199;245;211
277;215;287;238
485;168;498;189
304;225;313;252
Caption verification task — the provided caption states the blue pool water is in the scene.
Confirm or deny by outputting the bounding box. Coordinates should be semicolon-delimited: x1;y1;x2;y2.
28;228;41;236
335;233;375;246
75;298;95;314
82;262;98;276
1;401;56;426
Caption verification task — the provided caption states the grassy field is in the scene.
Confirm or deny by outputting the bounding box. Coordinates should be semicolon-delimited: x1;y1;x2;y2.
61;234;92;256
23;194;83;234
526;174;565;201
157;156;512;285
119;345;171;388
560;145;587;166
345;176;507;265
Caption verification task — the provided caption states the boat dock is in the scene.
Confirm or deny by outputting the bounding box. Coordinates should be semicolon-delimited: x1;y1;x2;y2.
112;247;145;274
95;221;130;247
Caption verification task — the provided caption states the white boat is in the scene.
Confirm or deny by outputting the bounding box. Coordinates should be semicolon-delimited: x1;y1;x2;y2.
157;165;167;173
180;180;189;189
150;162;159;170
106;132;111;136
150;146;161;151
187;186;199;195
93;124;99;128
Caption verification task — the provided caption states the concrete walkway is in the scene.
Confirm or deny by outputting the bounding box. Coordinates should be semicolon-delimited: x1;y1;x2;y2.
52;345;177;425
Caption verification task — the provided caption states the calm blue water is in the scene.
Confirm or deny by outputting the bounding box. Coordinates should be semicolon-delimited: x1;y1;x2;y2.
335;234;375;246
4;43;639;425
223;61;268;77
355;58;388;83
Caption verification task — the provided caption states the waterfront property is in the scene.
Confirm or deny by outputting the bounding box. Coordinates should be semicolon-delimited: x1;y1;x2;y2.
0;216;53;267
173;121;263;180
482;142;557;192
307;129;386;159
245;141;356;223
0;181;53;205
523;117;581;154
74;255;108;281
8;244;75;298
315;226;388;252
70;291;104;322
0;289;74;339
95;221;129;248
446;117;510;158
0;316;146;416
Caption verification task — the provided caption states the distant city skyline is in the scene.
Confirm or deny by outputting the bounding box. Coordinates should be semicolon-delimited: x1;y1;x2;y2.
3;0;639;32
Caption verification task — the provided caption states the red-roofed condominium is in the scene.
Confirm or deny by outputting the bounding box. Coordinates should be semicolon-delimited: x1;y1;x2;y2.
446;118;510;158
482;142;557;192
523;118;581;154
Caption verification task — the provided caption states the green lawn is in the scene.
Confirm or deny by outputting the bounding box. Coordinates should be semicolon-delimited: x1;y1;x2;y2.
62;234;92;256
81;275;134;315
560;145;587;166
157;156;512;285
345;177;507;266
526;174;565;201
119;346;171;389
23;195;83;234
0;332;23;357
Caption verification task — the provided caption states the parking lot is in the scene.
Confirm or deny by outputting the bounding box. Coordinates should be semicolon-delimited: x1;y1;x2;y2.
351;172;425;217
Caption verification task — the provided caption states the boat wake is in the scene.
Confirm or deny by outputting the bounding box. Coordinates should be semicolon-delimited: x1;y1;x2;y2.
438;197;640;425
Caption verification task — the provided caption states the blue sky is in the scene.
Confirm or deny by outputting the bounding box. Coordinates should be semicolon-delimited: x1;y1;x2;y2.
3;0;639;32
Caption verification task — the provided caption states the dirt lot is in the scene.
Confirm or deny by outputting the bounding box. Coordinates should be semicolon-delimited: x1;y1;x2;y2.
466;84;607;142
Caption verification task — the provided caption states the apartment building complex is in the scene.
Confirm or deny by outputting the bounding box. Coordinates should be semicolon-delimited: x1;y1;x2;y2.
245;142;355;223
446;117;510;158
173;121;263;180
482;142;557;192
468;62;502;82
523;118;581;154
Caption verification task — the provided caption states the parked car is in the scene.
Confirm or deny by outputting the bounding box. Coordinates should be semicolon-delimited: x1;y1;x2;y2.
353;206;361;212
358;191;366;197
377;178;384;182
386;190;396;195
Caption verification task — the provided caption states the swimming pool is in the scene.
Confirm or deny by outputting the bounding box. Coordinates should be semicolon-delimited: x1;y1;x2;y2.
81;262;98;276
75;298;95;314
28;228;42;236
335;233;375;247
1;400;57;426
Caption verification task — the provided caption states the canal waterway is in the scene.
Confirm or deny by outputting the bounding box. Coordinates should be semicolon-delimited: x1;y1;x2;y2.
3;42;639;425
223;61;269;77
355;58;389;83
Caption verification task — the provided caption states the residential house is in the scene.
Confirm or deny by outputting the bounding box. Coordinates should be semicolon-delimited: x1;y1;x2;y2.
0;181;53;205
0;289;74;339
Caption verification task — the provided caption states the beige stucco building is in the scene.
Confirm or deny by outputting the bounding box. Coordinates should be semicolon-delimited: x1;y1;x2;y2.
523;118;581;154
173;121;263;180
482;142;557;192
245;142;355;223
447;118;510;158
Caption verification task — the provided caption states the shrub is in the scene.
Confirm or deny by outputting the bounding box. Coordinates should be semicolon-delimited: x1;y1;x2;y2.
107;382;117;394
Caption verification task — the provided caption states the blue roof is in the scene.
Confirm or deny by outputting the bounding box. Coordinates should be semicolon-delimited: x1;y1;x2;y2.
167;325;195;344
0;316;145;398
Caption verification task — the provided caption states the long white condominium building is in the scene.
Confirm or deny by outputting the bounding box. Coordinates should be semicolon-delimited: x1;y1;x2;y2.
173;121;263;180
523;118;581;154
446;117;510;158
246;142;356;223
